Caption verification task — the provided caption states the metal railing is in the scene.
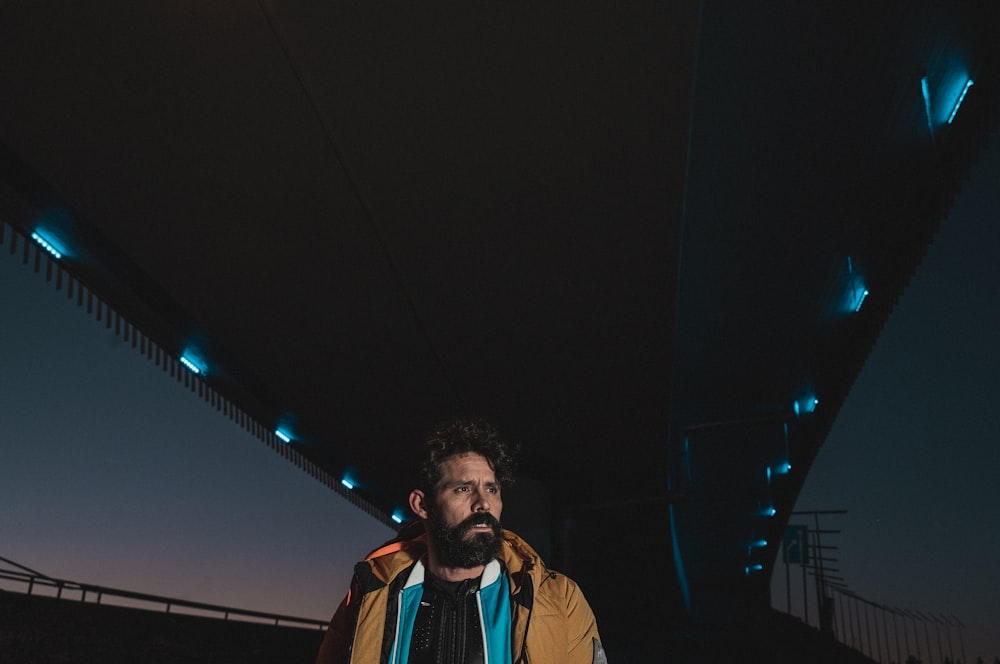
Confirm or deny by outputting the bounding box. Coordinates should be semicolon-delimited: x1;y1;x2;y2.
773;514;970;664
0;556;328;630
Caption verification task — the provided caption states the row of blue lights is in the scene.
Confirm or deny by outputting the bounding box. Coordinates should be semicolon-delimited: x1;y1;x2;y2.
745;534;769;576
176;346;410;525
748;477;774;572
272;431;406;523
743;395;808;573
27;227;407;521
29;231;215;384
744;504;776;575
34;228;397;513
25;223;860;544
34;69;978;556
741;392;820;574
741;253;865;573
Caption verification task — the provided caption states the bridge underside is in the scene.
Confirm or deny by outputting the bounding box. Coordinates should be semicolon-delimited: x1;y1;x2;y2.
1;1;998;655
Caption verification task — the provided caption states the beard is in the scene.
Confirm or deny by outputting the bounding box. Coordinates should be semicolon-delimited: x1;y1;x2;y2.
426;507;503;569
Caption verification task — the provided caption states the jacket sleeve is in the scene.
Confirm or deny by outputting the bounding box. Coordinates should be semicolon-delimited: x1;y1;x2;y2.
316;583;360;664
563;579;606;664
527;572;606;664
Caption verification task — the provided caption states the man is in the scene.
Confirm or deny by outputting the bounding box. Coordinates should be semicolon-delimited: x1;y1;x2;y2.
316;417;606;664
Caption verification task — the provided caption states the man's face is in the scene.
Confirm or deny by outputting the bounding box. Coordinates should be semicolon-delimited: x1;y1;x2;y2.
424;452;504;568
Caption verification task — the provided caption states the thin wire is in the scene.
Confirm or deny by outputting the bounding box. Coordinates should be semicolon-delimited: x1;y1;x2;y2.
252;1;467;411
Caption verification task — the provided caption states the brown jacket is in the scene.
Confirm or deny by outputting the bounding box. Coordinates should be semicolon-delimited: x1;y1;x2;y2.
316;528;605;664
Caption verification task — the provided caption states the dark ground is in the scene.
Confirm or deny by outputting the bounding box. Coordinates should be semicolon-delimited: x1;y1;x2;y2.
1;589;883;664
0;590;324;664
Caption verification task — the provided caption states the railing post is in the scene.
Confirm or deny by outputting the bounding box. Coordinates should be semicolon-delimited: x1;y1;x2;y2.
898;609;911;663
892;610;902;664
910;611;923;664
921;614;933;664
872;604;882;662
864;601;873;660
934;615;944;664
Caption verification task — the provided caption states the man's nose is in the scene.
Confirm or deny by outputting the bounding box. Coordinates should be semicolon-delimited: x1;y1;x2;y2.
472;487;492;512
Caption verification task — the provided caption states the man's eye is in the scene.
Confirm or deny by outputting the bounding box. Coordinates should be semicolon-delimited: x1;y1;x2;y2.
456;486;469;492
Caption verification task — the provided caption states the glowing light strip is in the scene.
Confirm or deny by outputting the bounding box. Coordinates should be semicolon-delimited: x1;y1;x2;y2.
391;513;403;524
947;79;974;125
179;355;204;375
274;429;292;444
854;288;870;312
341;478;355;490
31;231;63;259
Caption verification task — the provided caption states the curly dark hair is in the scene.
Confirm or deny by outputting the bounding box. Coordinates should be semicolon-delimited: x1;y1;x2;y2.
416;417;519;493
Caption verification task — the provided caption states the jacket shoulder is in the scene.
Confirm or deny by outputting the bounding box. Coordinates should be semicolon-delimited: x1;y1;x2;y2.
363;535;427;583
535;569;587;606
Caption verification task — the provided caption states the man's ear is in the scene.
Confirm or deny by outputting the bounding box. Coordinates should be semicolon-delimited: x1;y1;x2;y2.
409;489;430;520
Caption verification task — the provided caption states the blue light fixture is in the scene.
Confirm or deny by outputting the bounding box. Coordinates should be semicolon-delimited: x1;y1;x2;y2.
921;76;934;137
852;285;870;313
31;230;66;259
274;429;292;444
391;512;404;524
793;396;818;418
745;564;763;575
341;478;355;490
845;256;869;314
179;351;208;375
761;505;777;518
947;79;974;124
746;539;768;556
774;461;792;475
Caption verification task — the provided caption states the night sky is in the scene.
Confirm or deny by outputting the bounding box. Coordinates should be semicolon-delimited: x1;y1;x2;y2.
3;134;999;661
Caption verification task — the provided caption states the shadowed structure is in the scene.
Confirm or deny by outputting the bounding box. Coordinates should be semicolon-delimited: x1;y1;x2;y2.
1;1;998;657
